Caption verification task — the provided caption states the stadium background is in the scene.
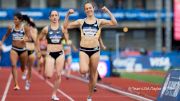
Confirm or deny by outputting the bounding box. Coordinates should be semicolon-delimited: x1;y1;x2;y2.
0;0;180;100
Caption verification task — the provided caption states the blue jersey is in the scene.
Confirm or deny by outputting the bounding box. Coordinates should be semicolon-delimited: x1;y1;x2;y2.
11;25;25;41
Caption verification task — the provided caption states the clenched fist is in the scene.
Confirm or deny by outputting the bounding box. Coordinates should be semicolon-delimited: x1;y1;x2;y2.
68;9;74;15
101;6;109;13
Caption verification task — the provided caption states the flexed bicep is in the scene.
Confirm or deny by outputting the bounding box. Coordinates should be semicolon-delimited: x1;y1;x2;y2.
100;19;117;27
62;26;69;43
67;19;82;29
100;6;117;27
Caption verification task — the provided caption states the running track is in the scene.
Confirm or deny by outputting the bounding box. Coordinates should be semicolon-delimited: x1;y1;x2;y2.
0;68;153;101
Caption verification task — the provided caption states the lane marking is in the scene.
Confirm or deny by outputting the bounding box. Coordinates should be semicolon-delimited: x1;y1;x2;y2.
32;69;74;101
70;75;153;101
1;73;12;101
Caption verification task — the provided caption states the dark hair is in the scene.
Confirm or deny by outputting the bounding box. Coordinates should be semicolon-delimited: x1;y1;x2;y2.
83;1;94;9
22;15;31;23
22;15;36;28
49;10;59;16
29;21;36;28
14;12;23;21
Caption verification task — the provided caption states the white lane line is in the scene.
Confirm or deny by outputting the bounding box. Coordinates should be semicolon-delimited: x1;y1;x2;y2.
32;69;74;101
1;73;12;101
70;75;153;101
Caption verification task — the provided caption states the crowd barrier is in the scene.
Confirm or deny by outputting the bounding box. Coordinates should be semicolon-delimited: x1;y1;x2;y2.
112;52;180;71
0;8;171;21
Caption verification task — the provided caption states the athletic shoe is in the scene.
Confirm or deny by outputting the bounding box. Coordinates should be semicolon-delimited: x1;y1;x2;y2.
51;95;59;101
93;86;97;92
87;97;92;101
22;70;27;80
25;80;30;90
61;70;65;75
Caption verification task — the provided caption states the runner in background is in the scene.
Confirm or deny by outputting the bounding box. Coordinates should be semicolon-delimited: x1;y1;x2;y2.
36;10;68;101
61;33;78;80
0;12;31;90
37;36;47;78
22;15;38;90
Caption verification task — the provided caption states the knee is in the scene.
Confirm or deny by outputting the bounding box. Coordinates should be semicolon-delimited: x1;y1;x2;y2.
79;68;88;74
45;75;51;79
45;73;53;79
21;64;26;69
11;65;16;69
56;73;61;78
45;76;51;79
53;73;61;81
57;74;61;80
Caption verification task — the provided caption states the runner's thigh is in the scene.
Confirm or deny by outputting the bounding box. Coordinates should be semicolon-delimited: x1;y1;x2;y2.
10;50;18;66
19;51;28;67
45;55;55;77
55;54;65;76
90;51;100;72
79;51;90;73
